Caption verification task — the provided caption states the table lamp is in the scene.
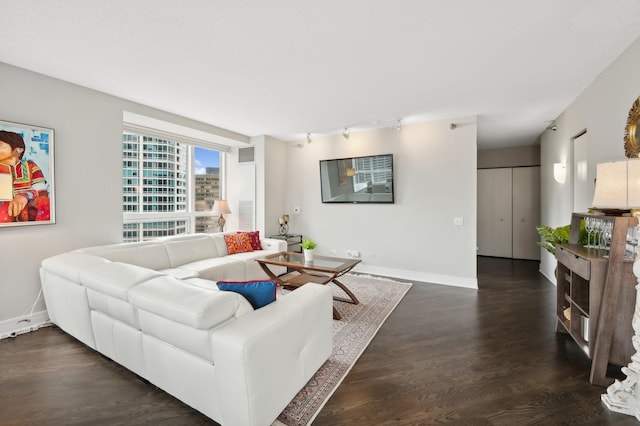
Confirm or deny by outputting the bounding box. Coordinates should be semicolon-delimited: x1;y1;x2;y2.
212;200;231;232
279;214;289;235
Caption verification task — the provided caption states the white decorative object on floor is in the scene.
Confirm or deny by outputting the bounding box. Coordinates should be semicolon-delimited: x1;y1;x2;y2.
601;256;640;418
596;158;640;416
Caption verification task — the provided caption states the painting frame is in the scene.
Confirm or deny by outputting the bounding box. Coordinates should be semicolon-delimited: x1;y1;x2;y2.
0;119;55;227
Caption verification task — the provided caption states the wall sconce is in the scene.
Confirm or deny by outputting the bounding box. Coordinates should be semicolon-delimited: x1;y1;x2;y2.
278;214;289;235
554;162;567;184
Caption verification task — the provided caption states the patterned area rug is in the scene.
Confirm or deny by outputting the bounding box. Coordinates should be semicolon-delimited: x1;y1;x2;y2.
275;274;412;426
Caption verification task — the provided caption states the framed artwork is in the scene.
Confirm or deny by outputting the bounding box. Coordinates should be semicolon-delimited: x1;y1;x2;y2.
0;120;55;227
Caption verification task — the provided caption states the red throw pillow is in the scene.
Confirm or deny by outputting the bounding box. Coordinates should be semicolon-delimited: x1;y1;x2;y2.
237;230;263;250
224;233;254;255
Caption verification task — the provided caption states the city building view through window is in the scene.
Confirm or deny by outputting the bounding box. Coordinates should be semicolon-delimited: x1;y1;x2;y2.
122;131;222;242
194;146;221;234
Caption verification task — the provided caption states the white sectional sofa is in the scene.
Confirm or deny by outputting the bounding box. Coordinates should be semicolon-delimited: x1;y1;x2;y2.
39;233;333;426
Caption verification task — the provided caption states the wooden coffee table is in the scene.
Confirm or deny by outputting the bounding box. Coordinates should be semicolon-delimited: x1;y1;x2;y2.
256;251;361;320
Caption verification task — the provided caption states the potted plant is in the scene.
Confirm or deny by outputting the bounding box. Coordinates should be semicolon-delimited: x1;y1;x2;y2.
536;224;571;255
536;222;587;277
301;239;317;262
536;222;587;254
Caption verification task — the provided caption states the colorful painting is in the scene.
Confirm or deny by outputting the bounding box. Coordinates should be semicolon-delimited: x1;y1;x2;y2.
0;120;55;227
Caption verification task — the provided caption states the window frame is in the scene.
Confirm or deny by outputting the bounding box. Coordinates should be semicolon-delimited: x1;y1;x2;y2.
122;125;229;242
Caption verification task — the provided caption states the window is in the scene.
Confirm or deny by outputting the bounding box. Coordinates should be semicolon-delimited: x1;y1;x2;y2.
122;131;222;242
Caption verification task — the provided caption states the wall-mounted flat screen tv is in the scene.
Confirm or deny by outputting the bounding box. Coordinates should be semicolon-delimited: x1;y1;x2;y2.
320;154;394;204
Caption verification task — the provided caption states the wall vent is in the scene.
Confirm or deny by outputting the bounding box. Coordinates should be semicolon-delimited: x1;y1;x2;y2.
238;200;255;230
239;147;255;163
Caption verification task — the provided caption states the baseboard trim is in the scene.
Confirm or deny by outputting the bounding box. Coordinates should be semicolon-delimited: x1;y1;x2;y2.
0;310;51;340
353;264;478;289
0;265;477;340
539;269;556;286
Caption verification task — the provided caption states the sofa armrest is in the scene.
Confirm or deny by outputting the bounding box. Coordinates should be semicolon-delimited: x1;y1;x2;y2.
260;237;287;252
209;283;333;426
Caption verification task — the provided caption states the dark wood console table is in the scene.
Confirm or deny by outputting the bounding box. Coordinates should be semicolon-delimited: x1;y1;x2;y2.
555;212;638;386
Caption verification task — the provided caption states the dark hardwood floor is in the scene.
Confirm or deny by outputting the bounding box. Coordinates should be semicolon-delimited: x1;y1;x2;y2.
1;257;636;425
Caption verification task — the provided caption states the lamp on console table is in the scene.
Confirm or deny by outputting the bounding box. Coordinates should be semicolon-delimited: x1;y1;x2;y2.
212;200;231;232
278;214;289;235
598;159;640;417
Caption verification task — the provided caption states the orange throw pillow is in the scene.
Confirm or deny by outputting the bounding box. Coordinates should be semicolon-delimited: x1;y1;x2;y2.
237;230;263;250
224;233;254;255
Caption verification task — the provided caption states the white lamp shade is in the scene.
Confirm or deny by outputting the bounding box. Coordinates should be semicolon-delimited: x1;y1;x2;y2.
629;159;640;207
592;159;640;209
212;199;232;214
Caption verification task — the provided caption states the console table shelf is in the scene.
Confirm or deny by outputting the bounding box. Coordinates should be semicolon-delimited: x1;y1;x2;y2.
555;213;638;386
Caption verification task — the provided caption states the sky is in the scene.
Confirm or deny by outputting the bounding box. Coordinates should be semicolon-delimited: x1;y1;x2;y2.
194;147;219;174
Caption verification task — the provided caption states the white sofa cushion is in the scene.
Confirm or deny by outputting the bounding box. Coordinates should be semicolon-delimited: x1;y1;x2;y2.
76;242;172;271
158;268;199;279
183;277;220;290
87;288;141;329
129;275;253;329
80;262;162;301
80;262;162;329
41;253;111;282
179;257;246;281
163;236;219;267
227;251;287;280
211;234;229;256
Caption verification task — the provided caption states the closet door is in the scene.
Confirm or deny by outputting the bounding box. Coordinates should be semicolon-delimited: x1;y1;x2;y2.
477;168;513;257
512;166;540;260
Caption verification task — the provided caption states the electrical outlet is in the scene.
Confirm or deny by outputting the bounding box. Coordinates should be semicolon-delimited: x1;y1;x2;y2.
346;250;360;258
329;249;336;254
454;217;464;226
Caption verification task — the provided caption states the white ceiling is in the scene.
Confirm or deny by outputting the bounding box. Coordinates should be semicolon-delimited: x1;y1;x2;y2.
1;0;640;149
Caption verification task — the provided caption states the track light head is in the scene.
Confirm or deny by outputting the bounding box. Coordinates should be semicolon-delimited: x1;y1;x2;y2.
394;120;402;133
343;128;350;140
306;133;312;144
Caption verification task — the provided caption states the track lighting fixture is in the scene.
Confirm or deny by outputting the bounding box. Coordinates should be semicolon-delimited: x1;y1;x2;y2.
304;116;408;142
546;122;557;131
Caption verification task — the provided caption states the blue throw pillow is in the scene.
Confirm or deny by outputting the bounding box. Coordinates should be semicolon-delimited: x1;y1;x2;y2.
216;280;277;309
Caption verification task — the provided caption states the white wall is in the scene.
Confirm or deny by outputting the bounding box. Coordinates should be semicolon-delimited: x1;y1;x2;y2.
0;62;247;333
540;36;640;282
282;117;478;288
0;58;481;333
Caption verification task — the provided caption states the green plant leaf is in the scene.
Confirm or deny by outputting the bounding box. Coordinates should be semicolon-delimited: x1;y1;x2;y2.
301;239;317;250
